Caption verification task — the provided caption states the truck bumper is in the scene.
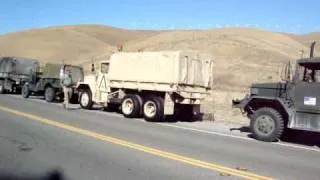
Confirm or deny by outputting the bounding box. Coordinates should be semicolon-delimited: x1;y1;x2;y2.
231;94;250;109
232;99;242;108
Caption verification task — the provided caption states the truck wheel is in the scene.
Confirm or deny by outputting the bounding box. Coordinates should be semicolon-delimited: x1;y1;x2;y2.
45;86;55;102
250;107;284;142
79;90;93;109
121;94;142;118
143;96;165;122
21;84;30;98
0;83;4;94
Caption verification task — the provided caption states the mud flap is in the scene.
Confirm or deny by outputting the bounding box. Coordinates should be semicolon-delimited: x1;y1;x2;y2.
164;93;174;115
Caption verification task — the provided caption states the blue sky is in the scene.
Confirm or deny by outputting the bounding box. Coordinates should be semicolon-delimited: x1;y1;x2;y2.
0;0;319;35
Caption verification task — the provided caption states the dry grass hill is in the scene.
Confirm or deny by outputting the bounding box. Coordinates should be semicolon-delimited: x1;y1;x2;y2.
0;24;319;123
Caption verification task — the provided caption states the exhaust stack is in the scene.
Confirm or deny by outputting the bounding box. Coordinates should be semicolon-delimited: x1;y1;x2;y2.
310;41;316;58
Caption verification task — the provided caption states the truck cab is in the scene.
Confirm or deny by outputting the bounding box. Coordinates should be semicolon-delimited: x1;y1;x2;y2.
76;60;111;109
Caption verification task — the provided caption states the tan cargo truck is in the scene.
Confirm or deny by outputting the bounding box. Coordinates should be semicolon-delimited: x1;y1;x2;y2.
76;51;214;122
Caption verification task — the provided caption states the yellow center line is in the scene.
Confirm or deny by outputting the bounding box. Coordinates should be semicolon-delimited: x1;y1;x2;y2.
0;105;274;180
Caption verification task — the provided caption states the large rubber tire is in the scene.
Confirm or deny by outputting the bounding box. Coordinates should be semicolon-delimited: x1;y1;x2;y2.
142;96;165;122
79;90;93;109
121;94;143;118
45;86;55;102
250;107;284;142
21;84;30;98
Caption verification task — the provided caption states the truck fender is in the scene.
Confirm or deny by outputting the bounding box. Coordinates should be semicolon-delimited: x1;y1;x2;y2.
244;96;292;121
76;83;90;92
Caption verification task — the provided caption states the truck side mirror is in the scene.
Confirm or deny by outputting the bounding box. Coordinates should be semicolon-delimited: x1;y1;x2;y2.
310;41;316;58
280;61;292;82
91;63;95;73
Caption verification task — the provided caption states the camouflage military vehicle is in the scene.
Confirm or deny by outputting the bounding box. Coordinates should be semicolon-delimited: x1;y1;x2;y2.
0;56;39;94
76;51;214;122
232;41;320;142
21;63;84;103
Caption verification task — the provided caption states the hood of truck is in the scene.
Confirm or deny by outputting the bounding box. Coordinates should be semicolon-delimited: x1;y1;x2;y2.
250;82;287;97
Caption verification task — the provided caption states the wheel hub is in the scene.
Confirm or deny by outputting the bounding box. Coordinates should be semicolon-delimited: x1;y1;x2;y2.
46;88;53;98
81;93;89;106
122;99;134;115
255;115;275;136
144;101;156;118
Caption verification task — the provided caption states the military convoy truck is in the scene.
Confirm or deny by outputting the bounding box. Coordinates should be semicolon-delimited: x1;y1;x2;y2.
22;63;84;103
0;56;39;94
232;41;320;142
76;51;214;122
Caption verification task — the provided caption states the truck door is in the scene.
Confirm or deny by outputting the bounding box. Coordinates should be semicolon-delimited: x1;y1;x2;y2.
95;62;110;102
293;79;320;112
291;67;320;131
293;67;320;112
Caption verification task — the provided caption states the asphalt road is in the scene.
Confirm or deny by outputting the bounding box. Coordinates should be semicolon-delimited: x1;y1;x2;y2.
0;95;319;180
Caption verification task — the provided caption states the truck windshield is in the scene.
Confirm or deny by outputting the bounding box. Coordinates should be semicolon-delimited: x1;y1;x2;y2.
68;66;84;83
297;64;320;83
101;63;109;73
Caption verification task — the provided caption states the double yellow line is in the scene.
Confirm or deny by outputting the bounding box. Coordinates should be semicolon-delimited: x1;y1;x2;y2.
0;105;274;180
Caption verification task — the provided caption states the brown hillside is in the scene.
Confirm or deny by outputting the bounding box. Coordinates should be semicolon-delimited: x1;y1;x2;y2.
62;25;162;46
297;32;320;44
0;25;161;66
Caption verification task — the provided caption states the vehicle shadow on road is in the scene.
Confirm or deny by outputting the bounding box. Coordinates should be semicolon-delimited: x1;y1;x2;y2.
0;168;65;180
231;126;320;147
162;113;205;123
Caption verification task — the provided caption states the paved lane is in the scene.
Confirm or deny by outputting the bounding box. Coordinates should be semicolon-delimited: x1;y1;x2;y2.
0;95;319;180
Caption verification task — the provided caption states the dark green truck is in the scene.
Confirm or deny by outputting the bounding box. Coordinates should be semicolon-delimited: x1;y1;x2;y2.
21;63;84;103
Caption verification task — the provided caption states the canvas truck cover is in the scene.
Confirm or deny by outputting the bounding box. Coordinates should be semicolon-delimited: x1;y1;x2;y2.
108;51;214;88
0;57;39;77
41;63;62;79
42;63;84;85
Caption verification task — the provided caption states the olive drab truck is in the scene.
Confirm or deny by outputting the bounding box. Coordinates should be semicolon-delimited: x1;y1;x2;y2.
0;56;39;94
76;51;214;122
22;63;84;103
232;41;320;142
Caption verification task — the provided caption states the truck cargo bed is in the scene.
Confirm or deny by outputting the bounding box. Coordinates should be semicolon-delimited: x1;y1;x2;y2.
108;51;214;89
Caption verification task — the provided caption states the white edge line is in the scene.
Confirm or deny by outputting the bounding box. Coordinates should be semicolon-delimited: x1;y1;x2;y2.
159;123;320;153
